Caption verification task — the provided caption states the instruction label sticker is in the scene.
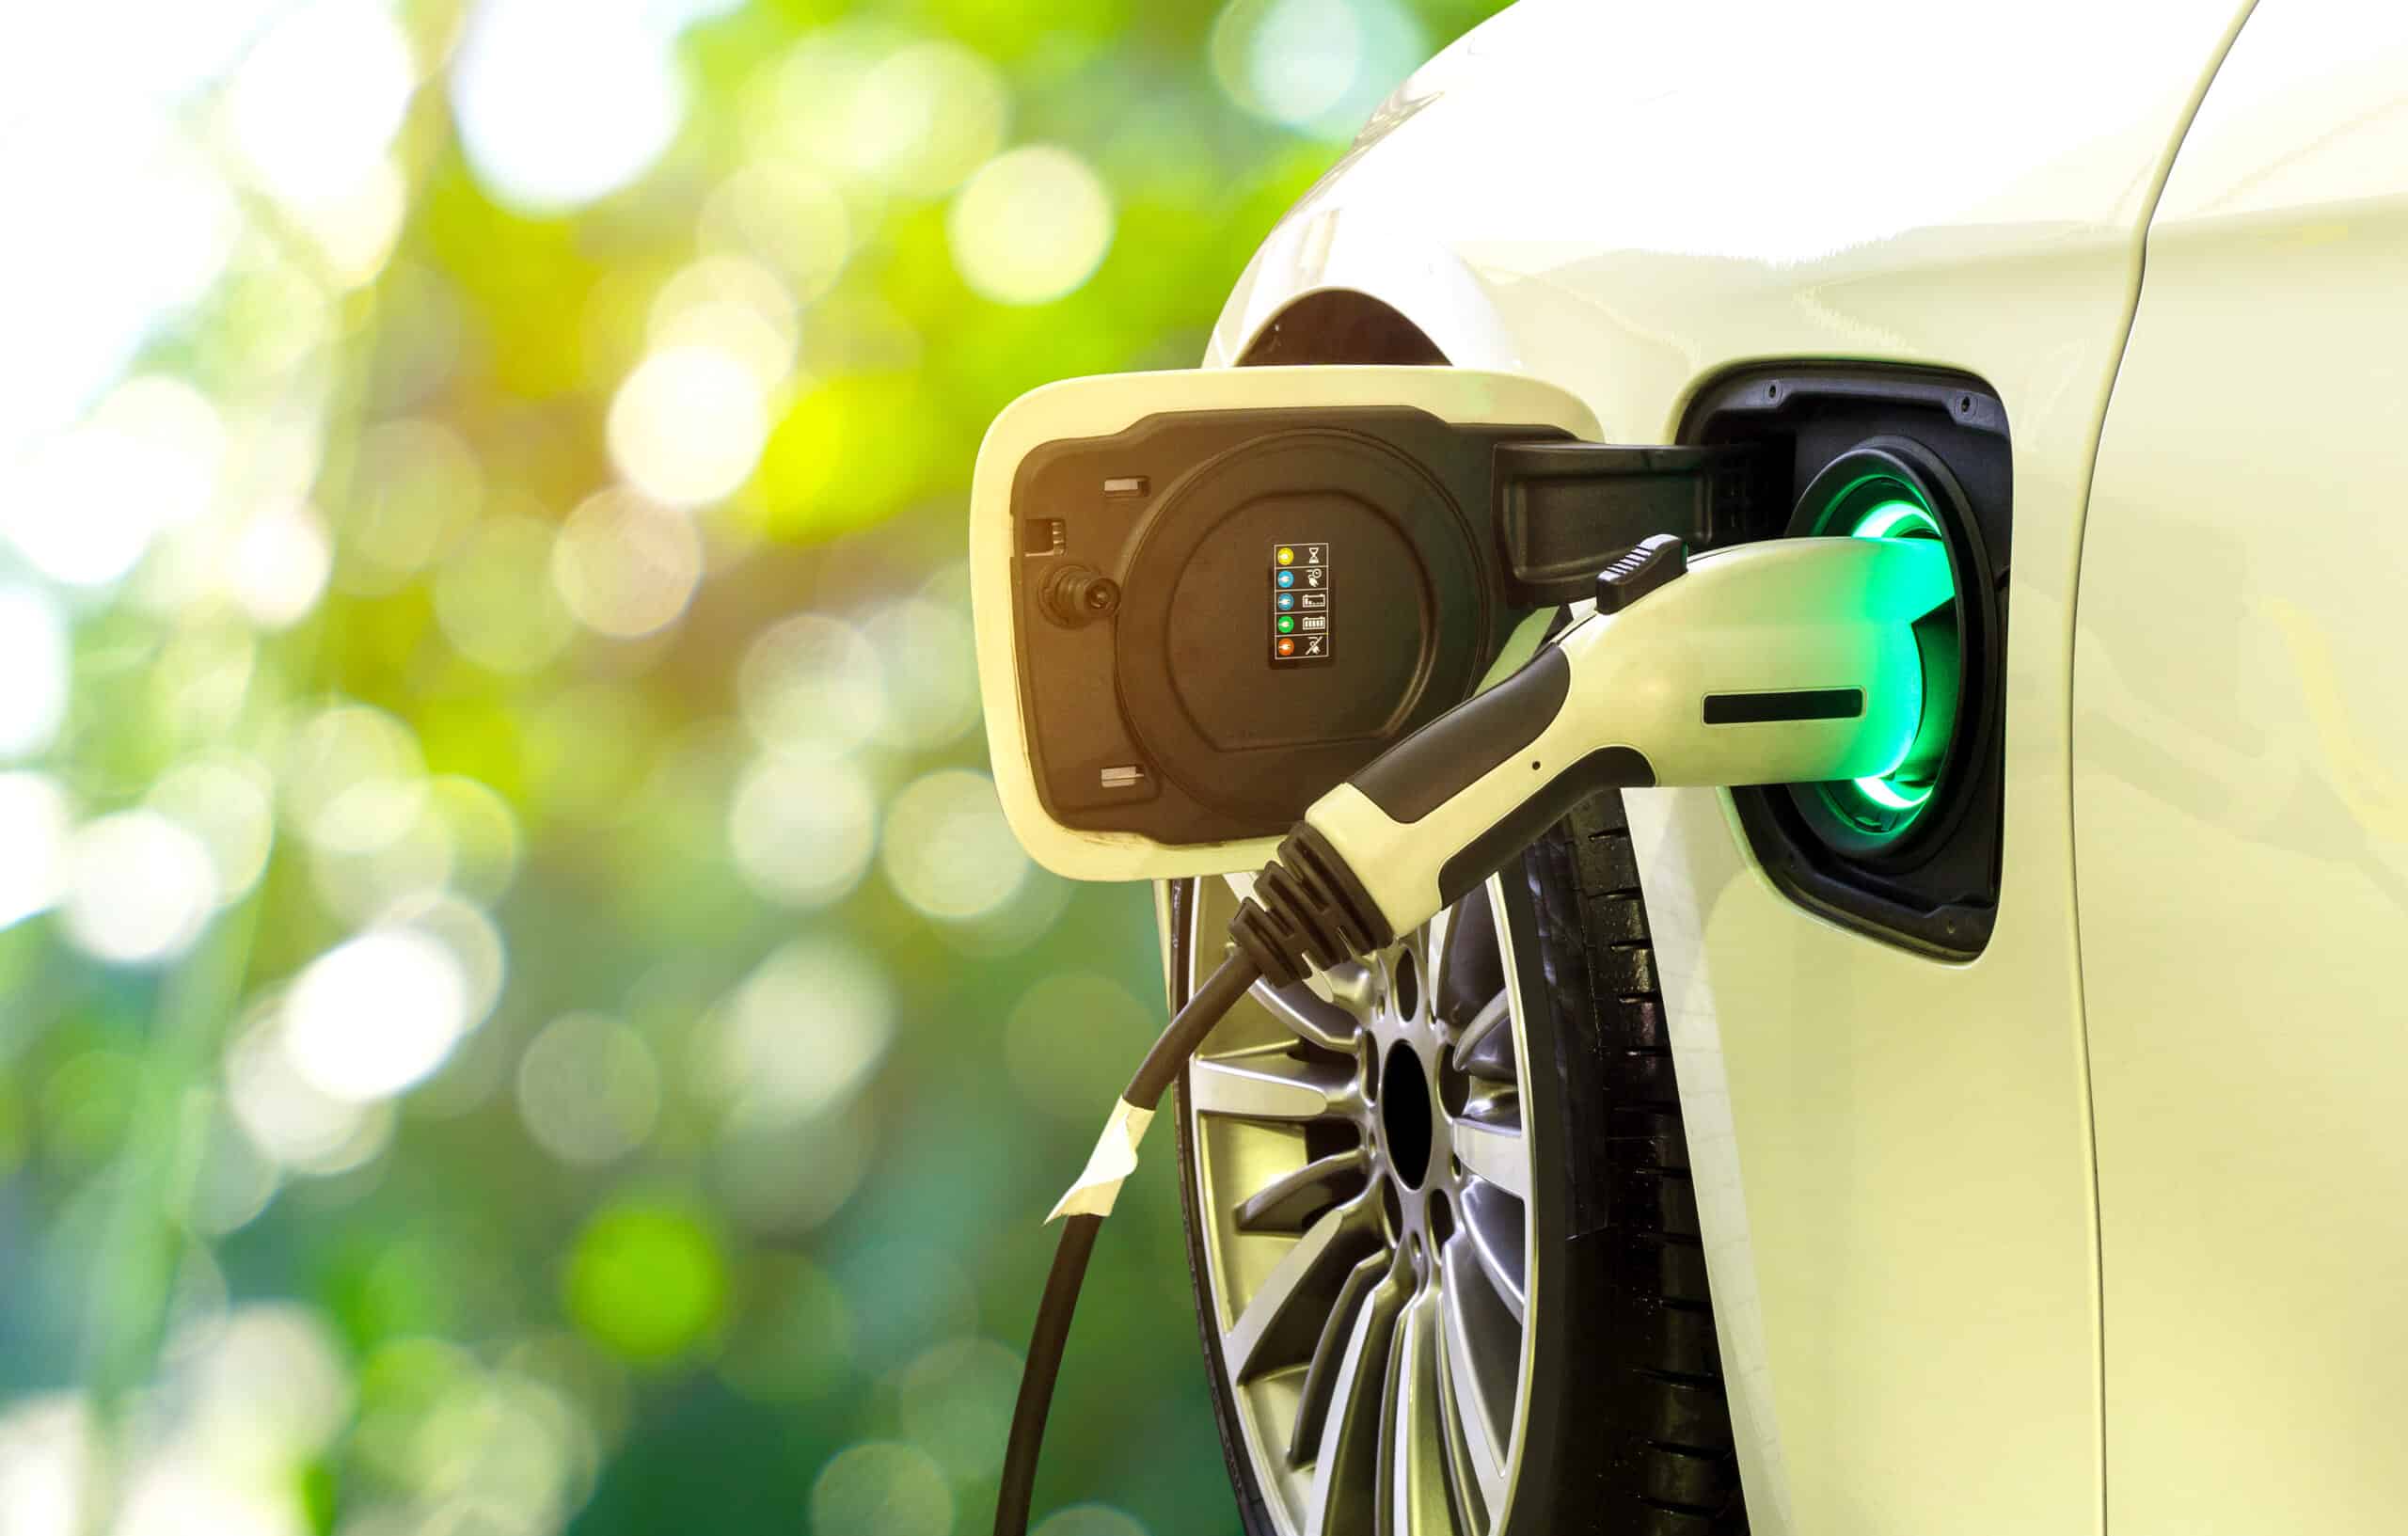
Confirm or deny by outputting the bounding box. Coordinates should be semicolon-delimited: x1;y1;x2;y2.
1271;542;1332;664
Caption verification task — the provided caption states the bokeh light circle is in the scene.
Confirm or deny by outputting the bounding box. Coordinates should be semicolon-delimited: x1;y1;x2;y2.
607;345;769;507
946;147;1113;306
146;755;276;903
0;773;71;929
709;1106;869;1236
564;1201;726;1365
809;1442;952;1536
225;1000;388;1177
61;810;219;965
863;597;977;749
223;499;333;628
1212;0;1427;136
879;769;1029;922
727;750;876;909
551;489;705;639
279;702;421;828
435;516;577;673
376;891;509;1029
845;41;1010;197
426;776;523;903
304;776;454;924
515;1013;660;1165
897;1338;1022;1480
281;928;471;1102
737;613;887;752
697;165;853;303
650;256;798;390
452;0;686;214
341;419;482;594
702;936;893;1128
3;375;225;589
182;1304;355;1458
225;0;417;207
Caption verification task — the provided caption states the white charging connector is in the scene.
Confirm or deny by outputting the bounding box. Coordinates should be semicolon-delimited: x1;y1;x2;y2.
1273;532;1948;952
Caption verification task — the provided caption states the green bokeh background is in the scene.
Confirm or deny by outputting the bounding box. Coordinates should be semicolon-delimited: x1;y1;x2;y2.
0;1;1505;1534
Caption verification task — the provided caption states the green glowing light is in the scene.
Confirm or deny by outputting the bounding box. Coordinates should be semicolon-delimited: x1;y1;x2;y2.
1851;499;1942;542
1806;480;1959;845
1852;772;1933;811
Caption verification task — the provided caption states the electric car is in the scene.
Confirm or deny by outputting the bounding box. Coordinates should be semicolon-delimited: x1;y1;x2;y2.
1140;3;2408;1533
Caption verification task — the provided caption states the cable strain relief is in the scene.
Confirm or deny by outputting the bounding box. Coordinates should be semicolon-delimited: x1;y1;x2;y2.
1228;823;1394;988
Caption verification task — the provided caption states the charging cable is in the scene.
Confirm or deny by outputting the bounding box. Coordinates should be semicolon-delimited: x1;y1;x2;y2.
993;532;1952;1534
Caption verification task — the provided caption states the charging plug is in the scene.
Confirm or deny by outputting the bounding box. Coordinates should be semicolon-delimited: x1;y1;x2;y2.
1228;532;1953;977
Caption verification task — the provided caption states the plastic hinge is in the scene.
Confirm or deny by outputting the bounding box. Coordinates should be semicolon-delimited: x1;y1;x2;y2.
1494;441;1758;606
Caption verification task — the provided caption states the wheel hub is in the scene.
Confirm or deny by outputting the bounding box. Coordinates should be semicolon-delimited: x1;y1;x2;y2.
1377;1037;1437;1191
1186;877;1536;1536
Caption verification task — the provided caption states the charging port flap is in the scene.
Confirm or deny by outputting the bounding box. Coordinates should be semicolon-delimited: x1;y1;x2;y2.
972;366;1625;883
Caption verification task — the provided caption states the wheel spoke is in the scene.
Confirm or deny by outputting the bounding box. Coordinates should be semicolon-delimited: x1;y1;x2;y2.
1450;1107;1529;1200
1191;1052;1354;1124
1433;1313;1491;1535
1321;961;1380;1021
1438;1236;1513;1518
1286;1249;1386;1467
1251;977;1362;1053
1303;1255;1409;1536
1434;884;1504;1032
1457;1179;1527;1324
1459;1026;1516;1084
1448;993;1513;1079
1419;910;1451;1025
1382;1284;1452;1536
1237;1148;1370;1235
1226;1196;1381;1383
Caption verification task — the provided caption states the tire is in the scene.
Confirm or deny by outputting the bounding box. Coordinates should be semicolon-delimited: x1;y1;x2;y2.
1169;789;1749;1536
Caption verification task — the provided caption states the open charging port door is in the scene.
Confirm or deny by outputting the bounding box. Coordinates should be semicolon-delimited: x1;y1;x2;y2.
971;366;1754;882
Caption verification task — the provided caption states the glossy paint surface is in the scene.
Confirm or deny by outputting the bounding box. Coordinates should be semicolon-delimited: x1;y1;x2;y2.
1202;2;2253;1529
2073;1;2408;1528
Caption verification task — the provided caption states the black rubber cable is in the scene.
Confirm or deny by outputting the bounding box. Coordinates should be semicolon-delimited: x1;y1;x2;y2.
1123;949;1263;1108
993;949;1265;1536
993;1211;1101;1536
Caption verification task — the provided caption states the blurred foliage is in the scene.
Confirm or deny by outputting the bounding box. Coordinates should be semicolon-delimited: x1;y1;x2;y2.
0;0;1503;1533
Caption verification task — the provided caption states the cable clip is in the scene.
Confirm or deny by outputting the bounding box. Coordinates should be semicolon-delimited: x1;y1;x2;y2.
1046;1098;1157;1223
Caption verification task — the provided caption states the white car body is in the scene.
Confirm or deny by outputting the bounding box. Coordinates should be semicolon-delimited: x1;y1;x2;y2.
1173;1;2408;1529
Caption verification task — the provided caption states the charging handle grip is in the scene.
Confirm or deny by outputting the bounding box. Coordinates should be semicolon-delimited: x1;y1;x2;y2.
1347;645;1656;905
1291;648;1653;947
1277;536;1950;949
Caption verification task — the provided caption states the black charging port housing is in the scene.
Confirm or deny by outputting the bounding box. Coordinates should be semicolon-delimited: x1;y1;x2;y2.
1009;408;1573;847
1681;366;2012;958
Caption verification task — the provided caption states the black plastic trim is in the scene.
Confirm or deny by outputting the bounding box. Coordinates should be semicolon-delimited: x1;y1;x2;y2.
1703;689;1863;725
1354;649;1570;823
1496;443;1754;604
1435;747;1656;906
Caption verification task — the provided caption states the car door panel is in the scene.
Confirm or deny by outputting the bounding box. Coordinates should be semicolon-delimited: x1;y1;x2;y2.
2076;2;2408;1528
